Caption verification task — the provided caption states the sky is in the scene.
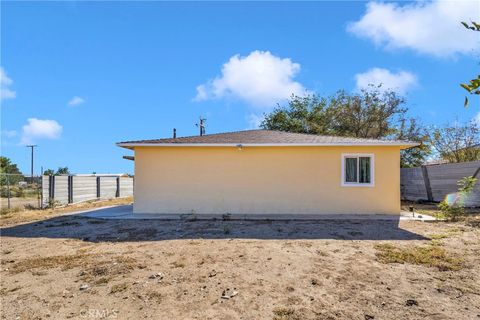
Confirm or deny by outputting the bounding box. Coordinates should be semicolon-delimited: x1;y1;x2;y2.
1;1;479;175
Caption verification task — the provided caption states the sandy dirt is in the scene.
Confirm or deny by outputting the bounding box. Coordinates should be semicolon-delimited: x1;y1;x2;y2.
1;207;479;320
0;197;133;227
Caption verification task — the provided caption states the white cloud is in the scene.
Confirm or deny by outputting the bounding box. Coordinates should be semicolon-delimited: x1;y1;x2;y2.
2;130;17;138
246;114;264;129
355;68;417;94
194;50;306;108
348;1;480;57
0;67;16;100
474;112;480;125
21;118;63;145
68;96;85;106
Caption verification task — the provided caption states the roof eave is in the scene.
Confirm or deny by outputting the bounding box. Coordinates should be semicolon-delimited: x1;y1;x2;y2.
116;142;419;149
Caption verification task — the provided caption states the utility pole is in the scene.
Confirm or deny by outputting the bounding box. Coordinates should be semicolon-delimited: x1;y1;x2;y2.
26;145;37;184
196;117;206;136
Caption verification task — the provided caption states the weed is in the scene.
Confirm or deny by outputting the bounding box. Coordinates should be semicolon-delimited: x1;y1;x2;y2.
273;307;301;320
438;176;477;220
94;277;111;285
46;198;61;209
146;290;163;302
23;204;37;210
80;256;137;283
110;283;129;294
171;260;186;268
429;234;450;240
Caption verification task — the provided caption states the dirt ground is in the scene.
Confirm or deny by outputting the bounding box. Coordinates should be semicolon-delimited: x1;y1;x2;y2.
1;204;479;320
0;197;133;227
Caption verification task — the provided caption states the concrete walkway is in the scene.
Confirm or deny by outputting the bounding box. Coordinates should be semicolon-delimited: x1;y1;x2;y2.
77;205;437;221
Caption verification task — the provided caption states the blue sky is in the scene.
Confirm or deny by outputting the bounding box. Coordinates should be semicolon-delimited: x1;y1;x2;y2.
1;1;479;174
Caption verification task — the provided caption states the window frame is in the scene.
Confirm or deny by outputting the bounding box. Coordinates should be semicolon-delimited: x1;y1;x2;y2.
341;153;375;187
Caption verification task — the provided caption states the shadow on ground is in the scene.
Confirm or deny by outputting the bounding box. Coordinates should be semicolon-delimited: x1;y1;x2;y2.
1;212;427;242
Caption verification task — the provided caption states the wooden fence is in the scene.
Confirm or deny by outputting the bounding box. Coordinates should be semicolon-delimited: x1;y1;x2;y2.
42;175;133;207
401;161;480;206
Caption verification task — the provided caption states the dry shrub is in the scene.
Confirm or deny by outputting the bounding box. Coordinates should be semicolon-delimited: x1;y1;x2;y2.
80;256;137;283
146;290;163;302
375;243;463;271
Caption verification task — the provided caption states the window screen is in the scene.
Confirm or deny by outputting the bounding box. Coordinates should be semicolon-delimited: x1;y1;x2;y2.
359;157;371;183
343;155;372;185
345;157;358;183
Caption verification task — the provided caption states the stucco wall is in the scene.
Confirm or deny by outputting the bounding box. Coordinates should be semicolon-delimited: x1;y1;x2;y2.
133;146;401;214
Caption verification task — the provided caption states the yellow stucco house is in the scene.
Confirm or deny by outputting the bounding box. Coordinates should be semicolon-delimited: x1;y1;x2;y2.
117;130;417;216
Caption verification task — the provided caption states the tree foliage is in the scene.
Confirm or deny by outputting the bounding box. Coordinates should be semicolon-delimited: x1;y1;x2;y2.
0;156;23;185
430;121;480;163
0;157;22;175
43;167;71;176
460;21;480;107
261;87;429;167
43;169;55;176
262;87;406;139
56;167;70;175
395;117;431;168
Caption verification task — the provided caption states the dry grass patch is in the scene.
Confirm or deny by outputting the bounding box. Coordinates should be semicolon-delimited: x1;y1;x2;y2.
375;243;464;271
10;252;138;282
10;253;97;274
273;307;301;320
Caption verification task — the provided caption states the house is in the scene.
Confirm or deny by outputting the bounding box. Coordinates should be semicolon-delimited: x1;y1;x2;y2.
117;130;417;215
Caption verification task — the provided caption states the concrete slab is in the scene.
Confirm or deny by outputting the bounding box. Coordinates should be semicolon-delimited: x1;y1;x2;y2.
77;205;438;221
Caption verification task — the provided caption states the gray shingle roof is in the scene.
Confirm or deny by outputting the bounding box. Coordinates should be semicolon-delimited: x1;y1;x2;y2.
117;129;418;148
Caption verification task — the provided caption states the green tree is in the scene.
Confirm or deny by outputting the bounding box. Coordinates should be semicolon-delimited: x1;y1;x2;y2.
43;167;71;175
396;117;431;167
261;87;429;167
55;167;70;175
460;21;480;107
262;87;406;138
429;121;480;163
0;156;23;185
43;169;55;176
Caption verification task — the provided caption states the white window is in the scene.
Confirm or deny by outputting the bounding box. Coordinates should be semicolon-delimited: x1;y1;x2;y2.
341;154;374;187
